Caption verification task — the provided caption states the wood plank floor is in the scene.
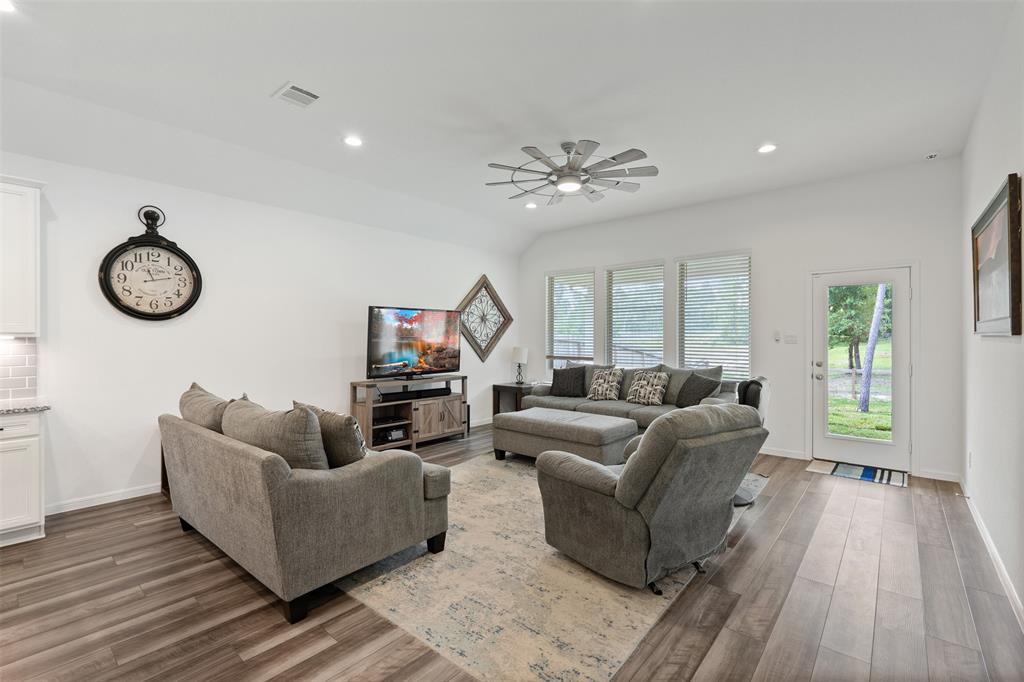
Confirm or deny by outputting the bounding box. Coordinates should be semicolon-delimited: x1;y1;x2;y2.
2;426;1022;681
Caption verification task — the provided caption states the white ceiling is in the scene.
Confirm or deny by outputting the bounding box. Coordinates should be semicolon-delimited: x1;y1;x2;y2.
0;1;1016;251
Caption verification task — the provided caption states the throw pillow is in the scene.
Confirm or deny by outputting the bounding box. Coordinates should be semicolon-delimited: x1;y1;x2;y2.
619;365;661;400
587;368;624;401
222;398;329;470
675;373;722;408
659;364;694;405
696;365;724;396
294;401;367;468
568;361;614;395
626;370;670;406
550;366;586;397
179;382;244;433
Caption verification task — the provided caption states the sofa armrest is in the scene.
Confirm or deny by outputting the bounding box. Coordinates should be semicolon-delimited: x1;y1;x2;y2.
536;450;619;497
623;435;643;460
531;383;552;397
421;462;451;499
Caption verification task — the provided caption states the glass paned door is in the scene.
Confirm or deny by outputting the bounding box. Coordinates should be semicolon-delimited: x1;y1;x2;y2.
812;268;910;471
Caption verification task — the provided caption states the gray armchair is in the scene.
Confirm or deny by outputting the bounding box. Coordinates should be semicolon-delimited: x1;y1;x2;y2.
536;404;768;590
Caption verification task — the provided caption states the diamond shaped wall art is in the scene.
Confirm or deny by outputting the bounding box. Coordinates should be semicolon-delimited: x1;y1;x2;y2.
457;275;513;362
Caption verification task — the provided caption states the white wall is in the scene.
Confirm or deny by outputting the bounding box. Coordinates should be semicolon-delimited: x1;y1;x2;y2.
960;2;1024;606
1;151;520;512
518;159;964;479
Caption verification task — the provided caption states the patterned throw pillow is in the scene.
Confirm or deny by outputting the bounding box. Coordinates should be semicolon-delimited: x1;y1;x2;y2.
587;368;624;401
626;370;670;406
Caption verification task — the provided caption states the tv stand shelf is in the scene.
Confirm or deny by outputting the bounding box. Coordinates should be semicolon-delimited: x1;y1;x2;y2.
350;375;467;453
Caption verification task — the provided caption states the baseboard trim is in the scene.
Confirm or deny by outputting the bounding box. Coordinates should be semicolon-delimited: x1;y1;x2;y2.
470;418;492;429
760;447;807;460
965;496;1024;634
914;469;961;483
45;483;162;515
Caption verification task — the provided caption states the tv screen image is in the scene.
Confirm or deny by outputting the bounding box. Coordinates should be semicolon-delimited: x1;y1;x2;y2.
367;307;461;378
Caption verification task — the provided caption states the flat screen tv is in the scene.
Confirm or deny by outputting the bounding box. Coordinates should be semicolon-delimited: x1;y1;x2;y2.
366;306;461;379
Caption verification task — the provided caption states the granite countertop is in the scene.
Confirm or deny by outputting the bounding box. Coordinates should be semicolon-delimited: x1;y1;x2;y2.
0;405;51;415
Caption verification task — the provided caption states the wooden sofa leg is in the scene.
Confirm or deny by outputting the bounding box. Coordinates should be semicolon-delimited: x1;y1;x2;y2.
427;531;447;554
494;449;506;460
179;517;194;533
281;594;309;624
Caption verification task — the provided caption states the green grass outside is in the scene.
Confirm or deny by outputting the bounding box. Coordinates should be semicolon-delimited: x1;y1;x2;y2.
828;396;892;440
828;339;891;370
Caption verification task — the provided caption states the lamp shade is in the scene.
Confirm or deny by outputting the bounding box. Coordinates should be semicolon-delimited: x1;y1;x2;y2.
511;346;529;364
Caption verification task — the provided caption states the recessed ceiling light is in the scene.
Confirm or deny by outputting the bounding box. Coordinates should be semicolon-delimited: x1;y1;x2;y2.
757;143;777;154
343;135;363;147
525;202;537;210
0;0;15;12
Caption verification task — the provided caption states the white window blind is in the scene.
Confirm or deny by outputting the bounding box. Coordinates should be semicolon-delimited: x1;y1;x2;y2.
545;271;595;364
606;264;664;368
678;254;751;380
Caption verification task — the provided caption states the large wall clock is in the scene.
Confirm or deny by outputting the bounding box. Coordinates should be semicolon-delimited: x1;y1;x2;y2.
98;206;202;321
457;274;513;361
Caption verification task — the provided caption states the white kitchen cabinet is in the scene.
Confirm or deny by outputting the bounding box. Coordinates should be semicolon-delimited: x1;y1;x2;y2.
0;177;43;336
0;413;44;546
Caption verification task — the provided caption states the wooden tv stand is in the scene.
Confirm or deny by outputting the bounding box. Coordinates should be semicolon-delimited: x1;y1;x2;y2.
350;374;468;452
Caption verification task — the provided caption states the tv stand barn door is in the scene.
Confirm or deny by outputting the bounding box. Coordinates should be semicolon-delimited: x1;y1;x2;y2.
350;375;468;453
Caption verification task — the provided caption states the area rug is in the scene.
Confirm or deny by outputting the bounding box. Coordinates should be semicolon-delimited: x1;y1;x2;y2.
338;455;764;681
806;458;908;487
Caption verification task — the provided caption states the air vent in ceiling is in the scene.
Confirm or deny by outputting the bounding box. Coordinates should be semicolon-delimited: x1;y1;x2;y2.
272;82;320;108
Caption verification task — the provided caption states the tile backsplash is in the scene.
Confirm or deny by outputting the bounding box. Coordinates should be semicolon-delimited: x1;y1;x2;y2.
0;337;38;409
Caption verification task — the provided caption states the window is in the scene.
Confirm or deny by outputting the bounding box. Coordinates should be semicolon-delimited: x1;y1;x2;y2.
545;270;595;367
678;254;751;380
606;263;664;368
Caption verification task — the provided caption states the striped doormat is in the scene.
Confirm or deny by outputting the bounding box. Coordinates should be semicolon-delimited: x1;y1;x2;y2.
806;459;908;487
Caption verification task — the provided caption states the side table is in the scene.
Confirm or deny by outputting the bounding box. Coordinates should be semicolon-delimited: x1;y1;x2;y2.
492;383;535;417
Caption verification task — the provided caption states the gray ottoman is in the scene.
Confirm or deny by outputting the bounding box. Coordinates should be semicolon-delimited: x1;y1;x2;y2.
492;407;639;465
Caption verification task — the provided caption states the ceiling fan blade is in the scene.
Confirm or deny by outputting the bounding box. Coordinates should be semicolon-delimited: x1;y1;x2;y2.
583;148;647;173
588;178;641;193
485;179;547;186
567;140;600;171
590;165;659;178
508;185;548;199
580;185;604;202
488;163;550;176
521;146;563;171
547;192;563;206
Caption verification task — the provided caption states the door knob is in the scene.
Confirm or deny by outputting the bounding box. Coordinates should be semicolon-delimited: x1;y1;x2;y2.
815;361;823;367
815;373;824;380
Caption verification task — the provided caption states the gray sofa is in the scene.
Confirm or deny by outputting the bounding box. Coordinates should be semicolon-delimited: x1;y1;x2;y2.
159;414;450;622
536;404;768;590
524;365;761;429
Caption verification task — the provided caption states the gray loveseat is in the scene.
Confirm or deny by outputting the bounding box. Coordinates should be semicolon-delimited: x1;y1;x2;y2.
159;414;450;622
536;404;768;590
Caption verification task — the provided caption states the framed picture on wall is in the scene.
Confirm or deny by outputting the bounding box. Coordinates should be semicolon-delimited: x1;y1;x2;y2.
971;173;1022;336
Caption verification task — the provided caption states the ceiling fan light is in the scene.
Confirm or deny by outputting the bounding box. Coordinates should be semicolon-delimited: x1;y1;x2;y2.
556;177;582;193
525;202;537;209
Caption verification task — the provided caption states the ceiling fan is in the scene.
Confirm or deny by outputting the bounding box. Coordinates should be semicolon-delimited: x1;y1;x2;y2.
486;140;659;206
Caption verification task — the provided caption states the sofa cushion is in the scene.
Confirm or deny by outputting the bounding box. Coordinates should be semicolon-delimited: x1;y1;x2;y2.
422;461;451;499
179;383;240;433
493;407;637;446
628;404;677;428
294;401;367;468
550;366;586;397
568;361;614;394
576;399;636;419
618;365;661;400
521;395;592;411
658;365;694;405
223;398;329;470
587;368;624;401
676;372;723;408
626;370;670;406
